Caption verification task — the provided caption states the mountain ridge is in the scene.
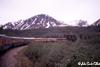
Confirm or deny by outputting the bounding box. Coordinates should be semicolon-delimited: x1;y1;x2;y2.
1;14;100;30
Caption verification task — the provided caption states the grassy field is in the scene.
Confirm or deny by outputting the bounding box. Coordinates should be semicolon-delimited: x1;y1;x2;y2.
15;38;100;67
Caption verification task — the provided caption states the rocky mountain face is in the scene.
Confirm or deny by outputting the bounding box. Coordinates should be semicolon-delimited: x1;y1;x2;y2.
2;14;62;30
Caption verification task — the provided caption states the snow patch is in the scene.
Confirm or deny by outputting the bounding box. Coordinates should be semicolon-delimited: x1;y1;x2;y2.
46;21;50;28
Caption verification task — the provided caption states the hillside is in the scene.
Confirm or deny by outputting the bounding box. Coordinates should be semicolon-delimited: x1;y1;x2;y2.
14;37;100;67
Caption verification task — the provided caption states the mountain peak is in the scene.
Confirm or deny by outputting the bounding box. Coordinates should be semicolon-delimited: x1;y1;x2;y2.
3;14;62;30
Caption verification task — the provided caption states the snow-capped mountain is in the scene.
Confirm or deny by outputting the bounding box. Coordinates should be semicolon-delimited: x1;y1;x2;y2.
2;14;62;30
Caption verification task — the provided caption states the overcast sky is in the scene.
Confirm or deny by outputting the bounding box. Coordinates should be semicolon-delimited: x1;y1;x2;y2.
0;0;100;25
